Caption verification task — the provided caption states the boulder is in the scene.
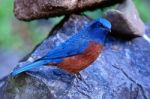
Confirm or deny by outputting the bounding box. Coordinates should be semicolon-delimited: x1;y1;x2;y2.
14;0;124;21
0;15;150;99
105;0;145;38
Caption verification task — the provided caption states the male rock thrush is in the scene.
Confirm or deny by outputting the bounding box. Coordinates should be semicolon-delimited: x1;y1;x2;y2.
12;18;111;76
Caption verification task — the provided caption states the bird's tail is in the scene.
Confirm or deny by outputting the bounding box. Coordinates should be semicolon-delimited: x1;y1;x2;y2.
11;60;49;77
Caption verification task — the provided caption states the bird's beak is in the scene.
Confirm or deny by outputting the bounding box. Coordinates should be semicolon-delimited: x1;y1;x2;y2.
109;29;111;32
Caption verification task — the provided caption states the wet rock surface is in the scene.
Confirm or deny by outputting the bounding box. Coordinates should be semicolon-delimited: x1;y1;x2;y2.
14;0;124;21
0;15;150;99
105;0;145;38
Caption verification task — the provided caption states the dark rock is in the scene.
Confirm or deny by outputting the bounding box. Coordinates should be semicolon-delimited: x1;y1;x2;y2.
104;0;145;38
14;0;124;21
0;15;150;99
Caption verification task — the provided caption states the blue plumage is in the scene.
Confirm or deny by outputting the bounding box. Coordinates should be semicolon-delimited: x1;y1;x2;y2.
11;18;111;76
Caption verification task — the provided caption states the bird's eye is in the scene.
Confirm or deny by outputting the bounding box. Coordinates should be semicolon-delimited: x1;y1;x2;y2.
96;23;104;28
91;22;105;29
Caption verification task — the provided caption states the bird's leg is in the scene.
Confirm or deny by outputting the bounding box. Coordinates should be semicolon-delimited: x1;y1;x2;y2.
75;73;83;81
74;73;90;89
73;73;91;98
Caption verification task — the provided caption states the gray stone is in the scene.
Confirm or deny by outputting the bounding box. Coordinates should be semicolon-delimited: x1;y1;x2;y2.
105;0;145;38
14;0;124;21
0;15;150;99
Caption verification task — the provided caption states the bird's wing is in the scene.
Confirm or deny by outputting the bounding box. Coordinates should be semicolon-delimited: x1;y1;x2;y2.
43;34;89;60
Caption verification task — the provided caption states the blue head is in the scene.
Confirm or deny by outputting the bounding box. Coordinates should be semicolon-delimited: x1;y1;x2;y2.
87;18;111;44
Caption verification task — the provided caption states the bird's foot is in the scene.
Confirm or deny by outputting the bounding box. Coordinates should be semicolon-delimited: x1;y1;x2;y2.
74;73;90;89
75;73;83;81
73;73;91;98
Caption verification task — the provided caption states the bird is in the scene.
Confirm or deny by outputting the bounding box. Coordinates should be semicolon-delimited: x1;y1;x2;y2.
11;18;111;77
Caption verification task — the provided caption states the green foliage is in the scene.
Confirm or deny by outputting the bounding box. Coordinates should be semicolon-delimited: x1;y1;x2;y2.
0;0;21;49
0;0;63;51
83;9;103;19
133;0;150;22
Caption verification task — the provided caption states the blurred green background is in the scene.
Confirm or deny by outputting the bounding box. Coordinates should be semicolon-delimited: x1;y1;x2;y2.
0;0;150;78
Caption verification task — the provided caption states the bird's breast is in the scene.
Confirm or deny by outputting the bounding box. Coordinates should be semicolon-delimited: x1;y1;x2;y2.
55;42;103;73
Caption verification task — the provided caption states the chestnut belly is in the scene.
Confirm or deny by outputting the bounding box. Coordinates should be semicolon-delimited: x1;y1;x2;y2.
50;42;103;74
